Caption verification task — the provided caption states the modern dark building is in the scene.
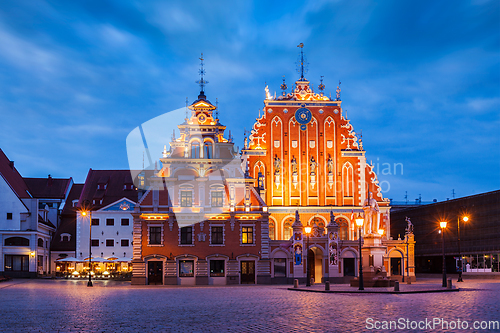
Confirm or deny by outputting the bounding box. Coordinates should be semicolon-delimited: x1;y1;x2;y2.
391;190;500;274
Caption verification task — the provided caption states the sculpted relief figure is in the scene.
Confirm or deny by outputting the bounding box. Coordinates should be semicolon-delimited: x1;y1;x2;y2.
310;156;317;176
327;154;334;174
291;156;298;175
362;192;380;234
274;154;281;175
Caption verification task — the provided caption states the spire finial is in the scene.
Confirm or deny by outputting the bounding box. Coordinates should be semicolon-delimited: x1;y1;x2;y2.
185;97;188;119
196;53;208;98
318;76;325;93
296;43;308;80
216;98;219;119
336;80;341;101
280;75;287;95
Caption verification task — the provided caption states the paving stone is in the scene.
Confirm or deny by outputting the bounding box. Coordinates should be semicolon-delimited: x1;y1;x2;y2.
0;279;498;332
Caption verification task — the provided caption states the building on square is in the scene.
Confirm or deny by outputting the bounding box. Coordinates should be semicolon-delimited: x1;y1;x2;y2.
131;62;270;285
243;47;415;283
0;149;56;277
75;169;137;273
391;190;500;274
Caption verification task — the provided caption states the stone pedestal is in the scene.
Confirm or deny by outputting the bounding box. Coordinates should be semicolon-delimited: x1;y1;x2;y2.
350;234;398;288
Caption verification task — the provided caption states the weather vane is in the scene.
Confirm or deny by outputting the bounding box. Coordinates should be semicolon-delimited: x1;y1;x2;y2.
318;76;325;92
196;53;209;94
296;43;308;80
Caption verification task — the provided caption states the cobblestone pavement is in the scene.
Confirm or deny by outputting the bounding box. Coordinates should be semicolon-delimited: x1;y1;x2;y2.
0;278;499;332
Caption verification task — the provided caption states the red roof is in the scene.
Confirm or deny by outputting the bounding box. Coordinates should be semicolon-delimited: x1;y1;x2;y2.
78;169;138;209
24;176;72;199
0;149;31;199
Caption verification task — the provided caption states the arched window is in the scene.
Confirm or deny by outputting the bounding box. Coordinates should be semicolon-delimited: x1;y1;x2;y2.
269;221;275;240
337;218;349;240
191;141;200;158
38;238;44;247
204;142;213;159
283;218;293;240
5;237;29;246
342;163;354;197
311;217;325;235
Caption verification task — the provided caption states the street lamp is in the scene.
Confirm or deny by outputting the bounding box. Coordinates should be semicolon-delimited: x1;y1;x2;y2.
457;215;469;282
355;214;364;290
304;226;312;286
440;221;447;288
82;210;93;287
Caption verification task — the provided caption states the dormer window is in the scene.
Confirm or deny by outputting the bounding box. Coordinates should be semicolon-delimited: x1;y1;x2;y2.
60;233;71;242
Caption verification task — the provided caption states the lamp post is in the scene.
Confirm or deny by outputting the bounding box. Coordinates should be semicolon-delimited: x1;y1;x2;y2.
355;214;364;290
457;216;469;282
82;210;93;287
304;226;312;286
440;221;447;288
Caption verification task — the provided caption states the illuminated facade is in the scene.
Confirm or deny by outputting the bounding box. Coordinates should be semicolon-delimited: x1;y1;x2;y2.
131;67;270;285
243;47;414;283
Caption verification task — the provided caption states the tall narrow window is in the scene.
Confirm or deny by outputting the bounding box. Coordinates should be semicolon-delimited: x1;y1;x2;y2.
180;227;192;245
338;218;349;240
191;142;200;158
211;191;223;207
211;226;224;245
283;218;293;240
204;142;213;159
242;226;253;244
149;227;161;245
181;191;193;207
342;163;354;197
269;221;275;240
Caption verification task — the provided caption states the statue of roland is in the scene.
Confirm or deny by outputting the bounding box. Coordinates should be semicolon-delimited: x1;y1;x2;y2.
362;192;380;235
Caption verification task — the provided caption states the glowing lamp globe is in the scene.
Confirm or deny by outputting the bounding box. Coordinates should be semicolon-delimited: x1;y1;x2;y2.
304;226;312;234
355;215;364;228
440;221;447;229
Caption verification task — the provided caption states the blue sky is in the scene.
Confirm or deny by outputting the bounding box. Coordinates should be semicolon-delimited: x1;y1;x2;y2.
0;0;498;202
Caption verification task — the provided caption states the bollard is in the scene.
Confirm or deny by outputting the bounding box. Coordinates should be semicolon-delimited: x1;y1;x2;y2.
310;277;315;285
447;279;452;289
325;281;330;291
394;280;400;292
294;279;299;289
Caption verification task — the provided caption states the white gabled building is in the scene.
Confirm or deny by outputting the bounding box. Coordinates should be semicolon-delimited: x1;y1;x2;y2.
0;149;56;277
75;170;138;264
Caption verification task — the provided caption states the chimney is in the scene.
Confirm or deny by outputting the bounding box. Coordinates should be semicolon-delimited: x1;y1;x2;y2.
9;161;14;169
48;174;53;186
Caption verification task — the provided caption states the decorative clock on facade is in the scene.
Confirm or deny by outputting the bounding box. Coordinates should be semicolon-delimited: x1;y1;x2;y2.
295;107;312;131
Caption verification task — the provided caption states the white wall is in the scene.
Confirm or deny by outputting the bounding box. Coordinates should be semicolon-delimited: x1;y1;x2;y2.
0;175;28;230
77;210;133;259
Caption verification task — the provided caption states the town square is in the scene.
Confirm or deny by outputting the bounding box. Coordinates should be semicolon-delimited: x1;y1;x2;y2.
1;278;499;332
0;0;499;332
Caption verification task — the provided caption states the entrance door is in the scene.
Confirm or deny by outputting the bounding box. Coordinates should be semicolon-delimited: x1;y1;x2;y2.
240;261;255;284
343;258;355;276
391;258;402;275
308;249;315;283
148;261;163;285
